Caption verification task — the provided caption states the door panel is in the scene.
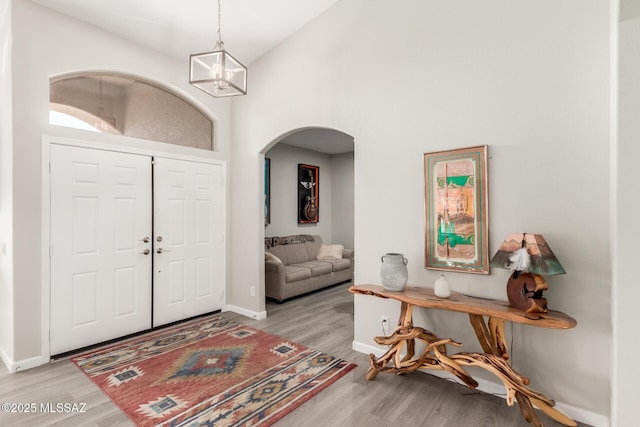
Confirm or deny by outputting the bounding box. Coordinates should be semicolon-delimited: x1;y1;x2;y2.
153;157;224;327
50;145;152;354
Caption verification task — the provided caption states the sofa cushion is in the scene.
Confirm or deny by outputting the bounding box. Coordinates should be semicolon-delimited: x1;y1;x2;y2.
265;252;282;263
321;258;352;272
291;261;333;277
317;244;344;260
304;238;322;260
268;245;288;265
284;244;310;264
285;266;311;282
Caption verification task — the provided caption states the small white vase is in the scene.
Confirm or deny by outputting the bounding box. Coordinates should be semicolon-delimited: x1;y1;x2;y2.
434;274;451;298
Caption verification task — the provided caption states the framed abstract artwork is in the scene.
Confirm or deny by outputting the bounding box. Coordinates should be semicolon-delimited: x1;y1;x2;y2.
298;164;319;223
424;145;489;274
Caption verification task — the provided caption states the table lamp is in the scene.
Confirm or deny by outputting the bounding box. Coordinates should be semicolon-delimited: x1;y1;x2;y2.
489;233;565;313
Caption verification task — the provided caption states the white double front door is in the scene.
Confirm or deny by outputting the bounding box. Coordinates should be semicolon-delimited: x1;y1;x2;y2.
152;157;225;327
49;144;225;355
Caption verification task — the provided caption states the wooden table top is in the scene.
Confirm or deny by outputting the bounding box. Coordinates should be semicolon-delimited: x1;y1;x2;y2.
349;284;577;329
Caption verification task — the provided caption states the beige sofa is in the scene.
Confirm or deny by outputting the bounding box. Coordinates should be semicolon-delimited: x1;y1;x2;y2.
265;235;354;302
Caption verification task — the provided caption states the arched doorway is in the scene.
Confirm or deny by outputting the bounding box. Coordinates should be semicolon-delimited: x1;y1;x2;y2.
261;127;355;303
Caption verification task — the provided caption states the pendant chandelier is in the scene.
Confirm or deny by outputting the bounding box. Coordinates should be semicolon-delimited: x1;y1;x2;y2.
189;0;247;97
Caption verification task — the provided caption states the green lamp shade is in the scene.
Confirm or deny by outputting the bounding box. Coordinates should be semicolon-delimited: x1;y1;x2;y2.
490;233;565;275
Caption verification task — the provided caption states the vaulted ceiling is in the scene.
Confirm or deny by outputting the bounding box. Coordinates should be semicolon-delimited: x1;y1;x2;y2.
31;0;340;65
35;0;628;155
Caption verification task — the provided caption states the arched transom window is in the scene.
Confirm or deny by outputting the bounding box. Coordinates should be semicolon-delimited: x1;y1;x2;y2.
50;73;214;151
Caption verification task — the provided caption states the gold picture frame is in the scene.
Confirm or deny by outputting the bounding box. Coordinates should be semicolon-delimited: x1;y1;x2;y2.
424;145;489;274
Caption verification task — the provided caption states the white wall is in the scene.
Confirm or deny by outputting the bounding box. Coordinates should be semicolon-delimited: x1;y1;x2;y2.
0;0;14;367
4;0;231;367
231;0;611;424
330;152;354;250
614;12;640;427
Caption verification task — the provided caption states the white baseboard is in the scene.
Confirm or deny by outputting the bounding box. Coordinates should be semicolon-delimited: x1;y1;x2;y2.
352;340;610;427
224;305;267;320
0;349;11;373
0;349;48;374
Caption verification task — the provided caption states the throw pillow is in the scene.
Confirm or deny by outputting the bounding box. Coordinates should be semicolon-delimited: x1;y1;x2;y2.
317;244;344;260
265;252;282;263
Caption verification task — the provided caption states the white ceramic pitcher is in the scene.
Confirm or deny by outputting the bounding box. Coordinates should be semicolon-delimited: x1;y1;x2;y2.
380;253;408;291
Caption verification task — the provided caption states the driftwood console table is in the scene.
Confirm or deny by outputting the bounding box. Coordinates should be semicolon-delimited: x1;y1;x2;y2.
349;284;577;427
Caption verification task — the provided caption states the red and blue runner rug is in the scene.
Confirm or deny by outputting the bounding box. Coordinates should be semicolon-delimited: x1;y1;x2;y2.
72;315;356;426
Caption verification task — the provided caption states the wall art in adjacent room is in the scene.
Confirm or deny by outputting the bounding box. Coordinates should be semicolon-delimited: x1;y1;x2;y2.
298;163;319;223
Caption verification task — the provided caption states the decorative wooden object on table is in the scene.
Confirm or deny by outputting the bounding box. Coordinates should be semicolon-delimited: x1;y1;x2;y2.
349;284;577;427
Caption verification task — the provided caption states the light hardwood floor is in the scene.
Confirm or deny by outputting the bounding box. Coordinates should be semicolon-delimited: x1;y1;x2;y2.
0;282;589;426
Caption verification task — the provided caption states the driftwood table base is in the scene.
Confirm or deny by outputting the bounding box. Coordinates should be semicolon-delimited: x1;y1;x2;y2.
350;285;578;427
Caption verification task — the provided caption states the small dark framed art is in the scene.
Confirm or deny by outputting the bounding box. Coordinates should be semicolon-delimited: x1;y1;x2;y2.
298;164;319;223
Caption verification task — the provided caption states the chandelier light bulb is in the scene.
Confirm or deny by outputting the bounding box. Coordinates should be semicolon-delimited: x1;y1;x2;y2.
209;63;223;79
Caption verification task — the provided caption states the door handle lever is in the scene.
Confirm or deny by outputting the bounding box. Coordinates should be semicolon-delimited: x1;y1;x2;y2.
156;248;171;254
140;249;151;255
139;237;150;243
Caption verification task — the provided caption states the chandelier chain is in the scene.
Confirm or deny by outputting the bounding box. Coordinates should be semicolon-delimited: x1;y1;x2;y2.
217;0;223;45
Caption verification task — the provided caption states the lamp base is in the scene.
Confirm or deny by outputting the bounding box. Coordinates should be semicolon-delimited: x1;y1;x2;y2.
506;272;548;313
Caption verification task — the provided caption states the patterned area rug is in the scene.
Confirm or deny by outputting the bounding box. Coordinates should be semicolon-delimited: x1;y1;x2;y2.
72;315;356;426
